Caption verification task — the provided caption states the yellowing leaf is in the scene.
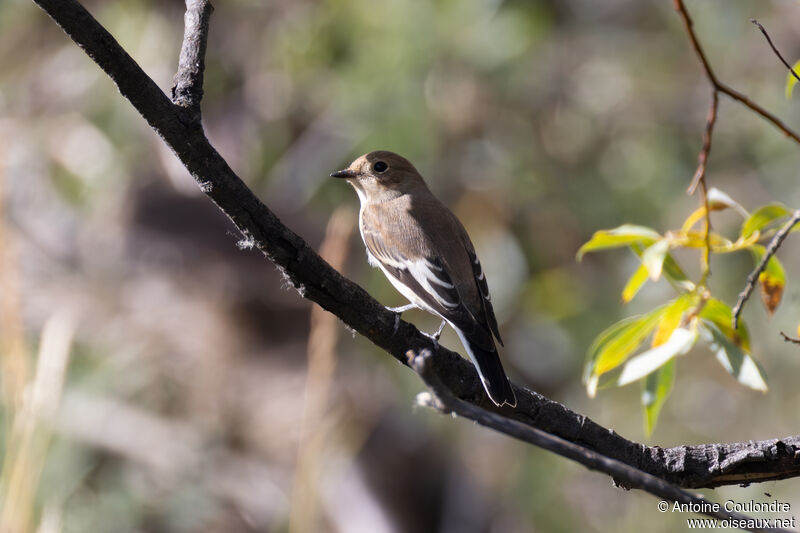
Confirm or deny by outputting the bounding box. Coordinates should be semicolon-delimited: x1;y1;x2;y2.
622;264;649;303
671;230;732;251
681;205;707;233
786;59;800;100
750;245;786;316
760;274;783;316
741;203;791;239
643;359;675;436
577;225;661;261
652;294;694;347
618;326;697;386
701;321;768;392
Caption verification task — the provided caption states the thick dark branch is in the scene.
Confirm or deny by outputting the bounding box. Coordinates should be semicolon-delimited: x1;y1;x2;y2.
31;0;800;490
751;19;800;85
732;210;800;329
673;0;800;145
410;350;789;533
171;0;213;123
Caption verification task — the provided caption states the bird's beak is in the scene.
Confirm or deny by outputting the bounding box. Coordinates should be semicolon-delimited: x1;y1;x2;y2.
330;168;357;179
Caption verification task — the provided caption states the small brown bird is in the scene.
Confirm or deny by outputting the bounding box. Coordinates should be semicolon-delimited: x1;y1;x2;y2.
331;150;516;407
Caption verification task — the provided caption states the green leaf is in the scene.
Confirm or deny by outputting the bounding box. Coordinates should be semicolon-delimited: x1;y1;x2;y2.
700;321;768;392
584;315;642;383
750;245;787;315
577;225;661;260
642;359;675;436
621;264;649;303
741;203;791;239
618;326;697;386
662;254;691;286
786;60;800;100
585;305;667;380
698;298;750;352
642;240;669;281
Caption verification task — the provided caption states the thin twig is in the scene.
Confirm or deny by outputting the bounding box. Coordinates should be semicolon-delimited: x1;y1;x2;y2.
698;176;712;281
751;19;800;85
689;91;718;282
171;0;214;123
779;332;800;345
732;210;800;329
688;91;719;195
673;0;800;145
409;350;788;533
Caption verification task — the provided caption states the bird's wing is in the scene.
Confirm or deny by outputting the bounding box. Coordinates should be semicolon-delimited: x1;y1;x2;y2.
465;247;503;346
361;214;496;352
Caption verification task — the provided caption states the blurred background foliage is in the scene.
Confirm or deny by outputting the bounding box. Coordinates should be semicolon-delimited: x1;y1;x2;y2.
1;0;800;531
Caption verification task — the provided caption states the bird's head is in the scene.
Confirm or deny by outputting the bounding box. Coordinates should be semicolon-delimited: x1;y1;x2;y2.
330;150;427;203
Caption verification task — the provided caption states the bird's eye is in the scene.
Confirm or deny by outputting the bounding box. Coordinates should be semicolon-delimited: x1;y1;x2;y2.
373;161;388;173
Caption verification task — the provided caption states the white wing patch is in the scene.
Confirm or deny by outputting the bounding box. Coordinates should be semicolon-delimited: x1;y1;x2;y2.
407;259;459;308
472;256;490;300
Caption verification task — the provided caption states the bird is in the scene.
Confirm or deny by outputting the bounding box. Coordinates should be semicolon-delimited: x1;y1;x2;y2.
330;150;516;407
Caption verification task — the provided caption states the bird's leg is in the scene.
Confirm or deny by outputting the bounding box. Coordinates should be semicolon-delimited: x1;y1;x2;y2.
386;303;417;313
421;320;447;349
387;303;417;334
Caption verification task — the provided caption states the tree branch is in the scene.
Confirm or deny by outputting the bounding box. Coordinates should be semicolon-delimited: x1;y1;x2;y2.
673;0;800;145
171;0;214;123
410;349;791;533
30;0;800;494
732;210;800;329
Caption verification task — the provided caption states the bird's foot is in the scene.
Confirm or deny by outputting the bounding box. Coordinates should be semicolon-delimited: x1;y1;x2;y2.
421;320;447;349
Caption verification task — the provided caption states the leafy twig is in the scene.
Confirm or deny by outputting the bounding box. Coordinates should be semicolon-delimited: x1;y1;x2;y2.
732;210;800;329
751;19;800;85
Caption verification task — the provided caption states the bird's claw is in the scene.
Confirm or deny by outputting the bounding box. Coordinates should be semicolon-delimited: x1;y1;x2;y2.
421;330;440;350
421;320;447;349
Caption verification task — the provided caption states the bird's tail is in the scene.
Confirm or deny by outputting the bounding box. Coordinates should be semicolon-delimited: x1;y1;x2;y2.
453;327;516;407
